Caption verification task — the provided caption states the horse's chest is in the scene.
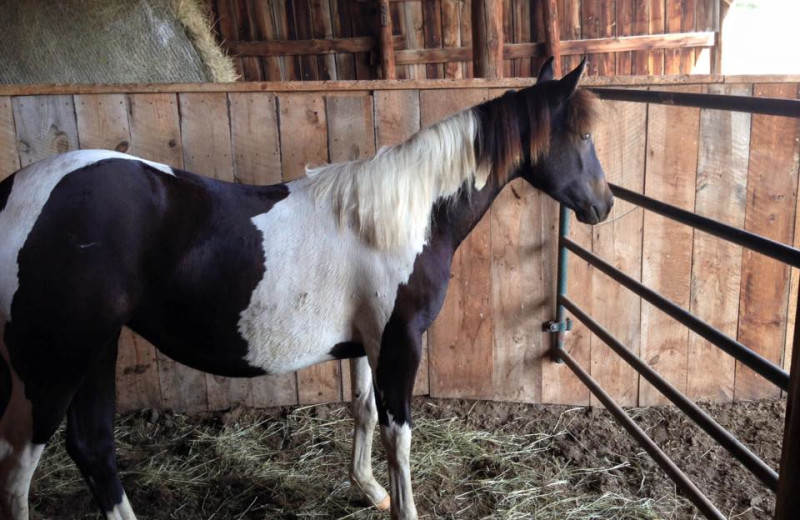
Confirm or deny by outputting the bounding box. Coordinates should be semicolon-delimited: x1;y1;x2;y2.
237;191;421;374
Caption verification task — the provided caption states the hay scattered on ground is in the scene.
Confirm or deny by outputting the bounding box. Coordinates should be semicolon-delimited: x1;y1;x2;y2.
31;398;783;519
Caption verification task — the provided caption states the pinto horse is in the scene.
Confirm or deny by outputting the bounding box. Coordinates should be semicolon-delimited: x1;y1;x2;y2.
0;58;610;520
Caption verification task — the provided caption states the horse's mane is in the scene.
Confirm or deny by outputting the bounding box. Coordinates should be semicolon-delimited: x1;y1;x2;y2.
306;87;598;250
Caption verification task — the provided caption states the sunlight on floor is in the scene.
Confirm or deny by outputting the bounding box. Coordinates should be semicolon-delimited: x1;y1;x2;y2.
722;0;800;74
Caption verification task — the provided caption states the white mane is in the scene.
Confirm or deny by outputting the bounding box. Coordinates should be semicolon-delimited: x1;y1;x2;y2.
306;109;491;250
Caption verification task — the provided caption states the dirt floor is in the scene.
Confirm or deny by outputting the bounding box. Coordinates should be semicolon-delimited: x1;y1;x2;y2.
30;397;785;519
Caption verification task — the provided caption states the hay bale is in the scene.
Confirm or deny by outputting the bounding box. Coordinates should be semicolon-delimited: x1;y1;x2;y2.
0;0;237;84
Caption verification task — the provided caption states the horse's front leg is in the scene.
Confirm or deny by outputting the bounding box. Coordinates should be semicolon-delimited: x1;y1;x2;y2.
374;323;422;520
348;356;390;509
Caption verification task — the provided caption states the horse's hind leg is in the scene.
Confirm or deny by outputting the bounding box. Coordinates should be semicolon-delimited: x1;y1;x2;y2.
348;356;390;510
0;328;45;520
65;332;136;520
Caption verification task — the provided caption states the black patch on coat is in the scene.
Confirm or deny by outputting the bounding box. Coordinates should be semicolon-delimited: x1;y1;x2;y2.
0;353;10;420
4;159;288;442
329;342;366;359
0;174;14;213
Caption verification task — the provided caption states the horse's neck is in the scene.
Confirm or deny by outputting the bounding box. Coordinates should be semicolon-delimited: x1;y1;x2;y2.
432;173;515;250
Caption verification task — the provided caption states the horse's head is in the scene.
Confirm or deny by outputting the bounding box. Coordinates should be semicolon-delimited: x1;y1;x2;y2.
517;58;613;224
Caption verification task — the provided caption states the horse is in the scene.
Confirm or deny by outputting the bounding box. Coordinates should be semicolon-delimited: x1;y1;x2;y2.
0;57;611;520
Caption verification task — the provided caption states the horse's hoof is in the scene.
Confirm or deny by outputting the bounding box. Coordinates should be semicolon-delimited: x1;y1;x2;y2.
376;495;391;511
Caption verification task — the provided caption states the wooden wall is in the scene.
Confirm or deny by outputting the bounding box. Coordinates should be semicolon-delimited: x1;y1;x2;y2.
211;0;718;81
0;75;797;411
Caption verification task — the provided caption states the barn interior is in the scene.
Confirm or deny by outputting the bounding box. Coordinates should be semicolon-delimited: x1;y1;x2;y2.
1;1;799;519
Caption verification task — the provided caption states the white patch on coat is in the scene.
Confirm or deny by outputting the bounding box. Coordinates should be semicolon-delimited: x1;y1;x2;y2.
307;108;490;250
348;357;388;507
106;493;136;520
5;442;43;520
238;180;423;373
0;150;173;318
381;416;417;519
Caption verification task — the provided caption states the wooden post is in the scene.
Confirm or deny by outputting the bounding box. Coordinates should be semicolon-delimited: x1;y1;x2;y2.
542;0;562;76
471;0;503;78
711;0;725;75
776;288;800;519
378;0;396;79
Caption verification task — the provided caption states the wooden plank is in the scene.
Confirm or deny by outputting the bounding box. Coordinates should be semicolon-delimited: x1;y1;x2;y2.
228;91;298;408
326;93;377;400
460;0;474;78
126;93;196;411
12;95;79;167
74;94;131;153
423;0;444;78
541;0;562;76
217;0;244;79
378;0;397;79
272;0;301;80
294;0;320;81
404;2;428;79
178;92;245;411
647;0;665;75
250;0;284;80
373;89;427;396
686;83;751;403
0;97;20;180
277;93;328;179
0;75;734;97
501;0;512;77
693;0;715;74
489;88;550;403
393;33;717;66
589;100;647;407
639;86;701;406
234;0;265;81
126;94;184;166
581;0;616;76
471;0;503;78
424;88;492;399
374;90;421;149
441;0;463;79
665;0;696;75
329;0;357;80
735;83;800;401
559;0;582;73
510;0;531;77
74;94;163;412
310;0;338;80
349;0;377;79
617;0;652;75
277;92;340;404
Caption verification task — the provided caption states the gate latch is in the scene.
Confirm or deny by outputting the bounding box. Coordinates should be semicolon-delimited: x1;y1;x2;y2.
546;318;573;334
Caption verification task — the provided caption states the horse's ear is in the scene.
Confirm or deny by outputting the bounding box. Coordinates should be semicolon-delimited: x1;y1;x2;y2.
536;57;555;84
558;57;587;98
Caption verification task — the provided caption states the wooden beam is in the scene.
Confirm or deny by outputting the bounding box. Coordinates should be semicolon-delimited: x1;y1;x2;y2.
226;35;404;57
378;0;396;79
471;0;503;78
542;0;562;75
0;75;740;97
396;47;471;65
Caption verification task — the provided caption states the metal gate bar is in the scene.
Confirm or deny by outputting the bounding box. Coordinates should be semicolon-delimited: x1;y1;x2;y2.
590;87;800;118
557;347;727;520
610;184;800;268
551;87;800;520
562;236;789;389
560;295;779;491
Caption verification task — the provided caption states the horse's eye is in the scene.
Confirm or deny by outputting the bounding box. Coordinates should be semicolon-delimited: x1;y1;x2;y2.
581;133;591;141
